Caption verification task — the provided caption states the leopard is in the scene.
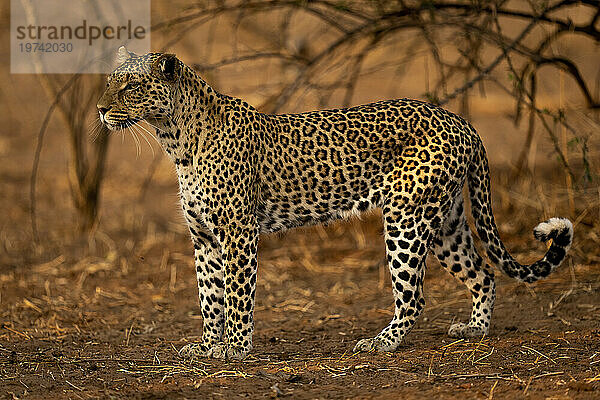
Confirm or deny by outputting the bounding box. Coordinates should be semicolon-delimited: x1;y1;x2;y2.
97;46;573;361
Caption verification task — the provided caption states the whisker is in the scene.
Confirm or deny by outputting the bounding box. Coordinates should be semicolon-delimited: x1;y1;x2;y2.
135;121;162;147
133;127;142;158
126;126;134;155
128;125;141;158
87;116;100;129
90;125;100;142
135;123;162;148
89;118;103;142
131;123;156;158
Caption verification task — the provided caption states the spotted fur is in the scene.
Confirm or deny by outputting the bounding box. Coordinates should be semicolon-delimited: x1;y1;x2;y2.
97;48;574;360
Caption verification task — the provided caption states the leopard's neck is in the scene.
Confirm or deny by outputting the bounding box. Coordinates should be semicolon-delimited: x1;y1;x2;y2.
152;66;223;166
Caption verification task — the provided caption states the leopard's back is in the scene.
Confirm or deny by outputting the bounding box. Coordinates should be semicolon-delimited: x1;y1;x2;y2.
255;99;476;233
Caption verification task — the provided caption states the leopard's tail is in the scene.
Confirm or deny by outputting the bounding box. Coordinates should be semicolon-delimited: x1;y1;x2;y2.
466;136;573;283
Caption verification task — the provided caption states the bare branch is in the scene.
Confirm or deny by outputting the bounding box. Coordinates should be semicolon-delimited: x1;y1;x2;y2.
30;75;81;241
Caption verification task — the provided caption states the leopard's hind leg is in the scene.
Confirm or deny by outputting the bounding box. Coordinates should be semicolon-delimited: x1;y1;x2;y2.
354;145;461;353
432;195;496;337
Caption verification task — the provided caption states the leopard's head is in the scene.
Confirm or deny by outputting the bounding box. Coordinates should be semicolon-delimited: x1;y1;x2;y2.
97;46;181;130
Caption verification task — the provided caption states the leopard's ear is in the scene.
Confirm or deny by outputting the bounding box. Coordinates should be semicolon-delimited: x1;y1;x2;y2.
152;54;180;83
115;45;137;65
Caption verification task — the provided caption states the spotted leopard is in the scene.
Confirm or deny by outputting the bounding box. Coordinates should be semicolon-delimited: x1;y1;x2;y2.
97;47;573;361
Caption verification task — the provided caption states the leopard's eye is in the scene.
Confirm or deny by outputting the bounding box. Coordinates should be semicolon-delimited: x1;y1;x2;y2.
124;82;140;91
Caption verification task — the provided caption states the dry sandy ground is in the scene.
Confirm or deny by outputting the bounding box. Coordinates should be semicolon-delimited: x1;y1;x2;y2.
1;181;599;399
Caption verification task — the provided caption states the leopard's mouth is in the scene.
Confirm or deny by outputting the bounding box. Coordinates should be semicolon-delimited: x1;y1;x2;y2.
103;117;141;131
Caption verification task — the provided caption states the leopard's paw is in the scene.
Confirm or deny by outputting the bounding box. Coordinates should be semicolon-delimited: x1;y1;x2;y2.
206;343;251;361
353;337;395;353
448;322;487;338
225;345;251;361
354;338;377;352
178;342;210;359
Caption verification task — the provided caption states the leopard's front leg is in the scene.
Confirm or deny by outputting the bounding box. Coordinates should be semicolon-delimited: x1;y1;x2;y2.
179;235;225;359
205;221;259;361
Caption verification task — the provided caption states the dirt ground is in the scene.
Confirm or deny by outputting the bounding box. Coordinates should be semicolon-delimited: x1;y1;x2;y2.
2;153;600;399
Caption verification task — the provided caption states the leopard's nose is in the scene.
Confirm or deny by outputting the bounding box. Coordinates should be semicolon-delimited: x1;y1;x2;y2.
97;105;111;116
